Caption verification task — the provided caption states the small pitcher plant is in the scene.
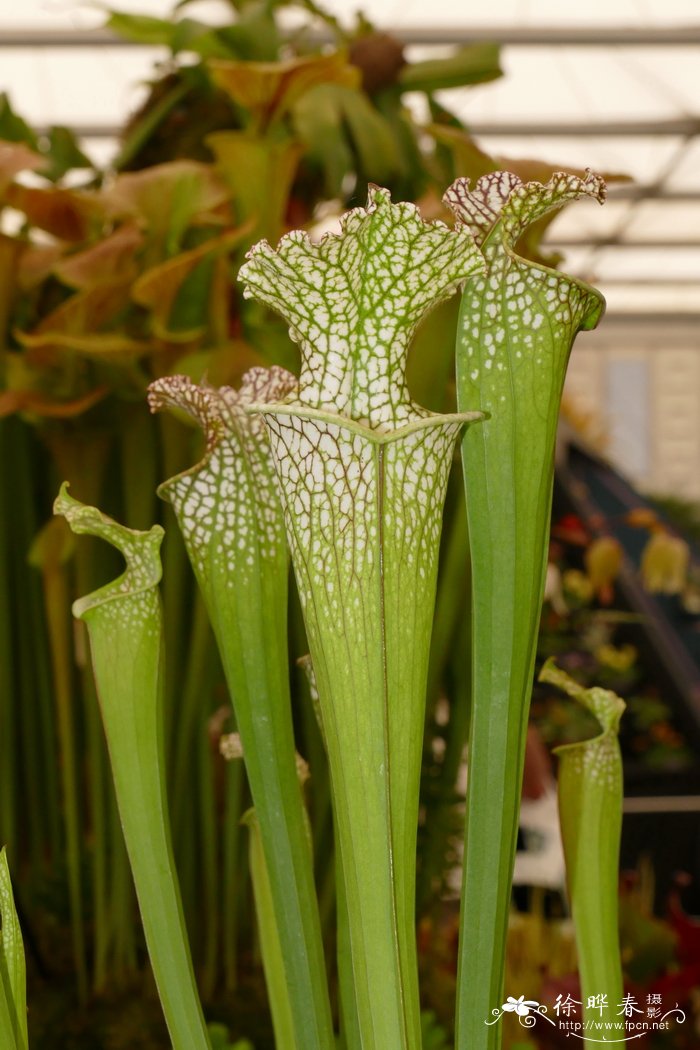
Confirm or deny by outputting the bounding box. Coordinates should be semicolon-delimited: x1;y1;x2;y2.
539;659;625;1045
48;171;630;1050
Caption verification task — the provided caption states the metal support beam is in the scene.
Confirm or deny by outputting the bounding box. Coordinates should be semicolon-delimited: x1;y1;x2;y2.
608;187;700;202
546;239;700;249
50;117;700;140
465;118;700;138
624;796;700;813
2;25;700;47
594;278;700;286
399;26;700;46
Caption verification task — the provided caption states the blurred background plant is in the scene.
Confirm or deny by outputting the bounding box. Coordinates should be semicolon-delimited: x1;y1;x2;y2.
0;0;696;1046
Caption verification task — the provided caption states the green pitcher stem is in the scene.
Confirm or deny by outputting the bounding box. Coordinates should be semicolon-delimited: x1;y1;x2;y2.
239;185;485;1050
540;660;625;1045
0;848;28;1050
148;371;334;1050
444;169;606;1050
55;486;212;1050
254;407;481;1050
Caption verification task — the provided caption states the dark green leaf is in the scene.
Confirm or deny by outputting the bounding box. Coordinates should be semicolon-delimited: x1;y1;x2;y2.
421;1010;451;1050
292;84;353;197
113;79;191;171
399;44;502;93
169;16;219;53
335;85;400;183
208;1022;255;1049
372;89;426;198
41;126;93;182
105;11;178;47
0;94;38;149
167;254;214;333
197;8;281;61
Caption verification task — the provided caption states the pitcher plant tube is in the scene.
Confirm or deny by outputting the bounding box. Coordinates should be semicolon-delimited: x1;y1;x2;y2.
53;486;211;1050
40;170;616;1050
0;848;27;1050
540;659;625;1045
239;185;485;1050
443;170;606;1050
147;368;334;1050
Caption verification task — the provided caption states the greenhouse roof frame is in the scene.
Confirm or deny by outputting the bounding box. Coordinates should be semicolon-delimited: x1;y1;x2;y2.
1;9;699;318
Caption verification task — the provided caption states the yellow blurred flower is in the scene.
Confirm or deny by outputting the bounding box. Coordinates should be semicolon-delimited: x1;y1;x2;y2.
585;536;623;604
641;530;689;595
562;568;594;605
595;643;637;673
